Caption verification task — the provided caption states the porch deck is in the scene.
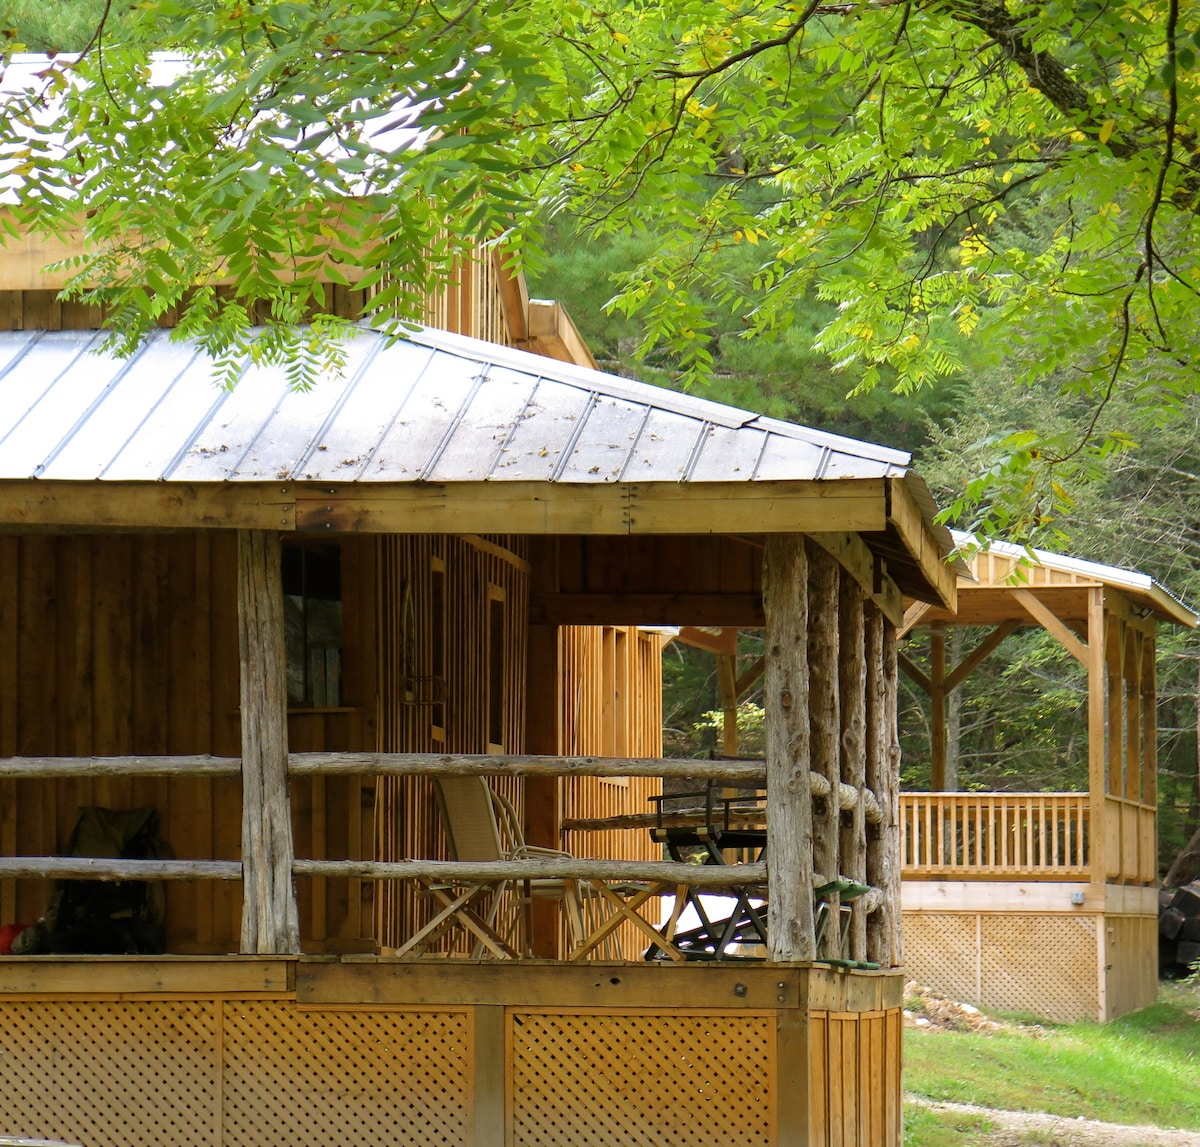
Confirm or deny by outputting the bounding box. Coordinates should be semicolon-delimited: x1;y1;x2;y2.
0;956;902;1147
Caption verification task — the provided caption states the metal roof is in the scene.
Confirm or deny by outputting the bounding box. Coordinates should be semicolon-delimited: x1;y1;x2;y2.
0;325;915;486
952;531;1197;628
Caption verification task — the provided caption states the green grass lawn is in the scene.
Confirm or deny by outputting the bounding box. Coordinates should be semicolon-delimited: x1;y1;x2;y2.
903;982;1200;1143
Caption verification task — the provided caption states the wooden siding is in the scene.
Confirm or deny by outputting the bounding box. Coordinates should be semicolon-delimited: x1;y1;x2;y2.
559;625;667;959
374;534;531;951
0;532;378;952
0;246;514;341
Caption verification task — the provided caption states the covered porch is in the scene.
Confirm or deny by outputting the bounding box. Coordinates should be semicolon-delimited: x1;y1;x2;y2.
0;324;955;1145
897;539;1196;1022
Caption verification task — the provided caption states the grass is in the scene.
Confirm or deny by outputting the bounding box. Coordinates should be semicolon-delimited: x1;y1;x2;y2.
903;981;1200;1144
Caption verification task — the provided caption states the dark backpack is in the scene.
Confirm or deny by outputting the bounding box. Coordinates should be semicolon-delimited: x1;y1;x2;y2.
26;807;171;955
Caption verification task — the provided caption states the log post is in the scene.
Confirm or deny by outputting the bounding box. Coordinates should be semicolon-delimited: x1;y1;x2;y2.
864;604;893;966
839;577;868;963
238;529;300;954
764;535;815;962
883;617;904;965
806;540;841;959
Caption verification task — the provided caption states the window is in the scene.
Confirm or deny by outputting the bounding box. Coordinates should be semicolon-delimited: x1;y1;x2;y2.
282;544;342;708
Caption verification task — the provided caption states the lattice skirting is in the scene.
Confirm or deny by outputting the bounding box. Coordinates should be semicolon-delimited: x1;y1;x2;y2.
0;997;901;1146
901;911;1158;1023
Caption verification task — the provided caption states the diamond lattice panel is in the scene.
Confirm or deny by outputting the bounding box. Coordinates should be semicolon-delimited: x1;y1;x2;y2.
509;1011;772;1147
901;914;979;1004
222;1002;470;1147
981;915;1098;1022
0;1000;218;1147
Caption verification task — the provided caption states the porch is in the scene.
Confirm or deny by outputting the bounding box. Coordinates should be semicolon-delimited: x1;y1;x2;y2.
897;539;1194;1022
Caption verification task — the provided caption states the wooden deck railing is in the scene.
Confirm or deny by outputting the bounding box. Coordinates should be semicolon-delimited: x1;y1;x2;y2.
901;792;1090;879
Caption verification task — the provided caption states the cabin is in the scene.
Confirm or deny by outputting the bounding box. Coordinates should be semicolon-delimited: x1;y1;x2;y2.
0;308;959;1146
898;539;1197;1022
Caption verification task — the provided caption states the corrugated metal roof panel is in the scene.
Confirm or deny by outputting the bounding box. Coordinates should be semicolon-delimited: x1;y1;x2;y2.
0;323;921;487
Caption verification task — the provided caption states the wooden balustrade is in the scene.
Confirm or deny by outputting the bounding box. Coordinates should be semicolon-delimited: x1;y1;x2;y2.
901;792;1090;879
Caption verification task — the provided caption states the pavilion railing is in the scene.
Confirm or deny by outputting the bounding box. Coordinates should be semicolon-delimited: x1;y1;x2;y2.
901;792;1090;879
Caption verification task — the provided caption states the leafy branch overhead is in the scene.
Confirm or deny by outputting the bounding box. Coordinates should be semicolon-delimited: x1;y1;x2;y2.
2;0;1197;536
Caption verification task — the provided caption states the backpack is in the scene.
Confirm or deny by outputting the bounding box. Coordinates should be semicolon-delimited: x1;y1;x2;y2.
19;806;172;955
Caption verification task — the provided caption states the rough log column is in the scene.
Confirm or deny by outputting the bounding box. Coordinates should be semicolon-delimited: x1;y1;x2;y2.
838;577;868;963
764;535;815;961
864;604;901;967
806;540;841;960
238;529;300;954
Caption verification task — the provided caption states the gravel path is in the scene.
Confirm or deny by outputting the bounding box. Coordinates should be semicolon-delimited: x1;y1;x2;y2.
910;1097;1200;1146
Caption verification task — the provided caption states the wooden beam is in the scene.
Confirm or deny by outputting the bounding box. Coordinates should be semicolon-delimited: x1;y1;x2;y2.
1011;588;1089;665
0;481;295;531
735;656;766;696
896;653;930;694
530;592;764;627
238;529;301;955
943;621;1020;692
524;622;563;958
0;857;241;880
887;478;957;609
294;479;888;536
764;534;816;961
295;858;769;886
676;625;738;656
930;624;947;791
897;600;932;640
716;652;740;758
1087;586;1106;887
839;576;869;963
808;530;904;625
0;755;240;778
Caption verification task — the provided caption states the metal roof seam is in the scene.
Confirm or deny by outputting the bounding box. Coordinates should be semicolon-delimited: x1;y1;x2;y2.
291;332;387;478
748;427;772;481
548;390;599;483
414;365;490;481
813;445;833;481
680;420;714;483
615;404;654;483
350;342;436;481
0;328;43;386
0;329;94;462
33;329;151;478
486;376;543;481
158;346;250;481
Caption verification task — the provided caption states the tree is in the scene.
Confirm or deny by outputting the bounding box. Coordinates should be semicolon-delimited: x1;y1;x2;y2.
2;0;1197;531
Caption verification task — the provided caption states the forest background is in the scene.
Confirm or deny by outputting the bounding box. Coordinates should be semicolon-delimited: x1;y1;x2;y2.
4;0;1200;878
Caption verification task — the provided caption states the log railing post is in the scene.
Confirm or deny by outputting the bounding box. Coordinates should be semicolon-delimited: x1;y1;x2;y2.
238;529;300;954
764;534;815;962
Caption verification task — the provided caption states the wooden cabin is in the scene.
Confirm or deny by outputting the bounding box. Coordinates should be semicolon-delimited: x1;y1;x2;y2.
0;314;960;1146
898;539;1196;1022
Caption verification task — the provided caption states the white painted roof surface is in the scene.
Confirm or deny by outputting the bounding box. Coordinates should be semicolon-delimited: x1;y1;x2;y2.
0;324;915;486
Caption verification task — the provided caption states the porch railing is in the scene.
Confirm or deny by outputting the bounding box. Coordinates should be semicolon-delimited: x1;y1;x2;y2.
901;792;1090;879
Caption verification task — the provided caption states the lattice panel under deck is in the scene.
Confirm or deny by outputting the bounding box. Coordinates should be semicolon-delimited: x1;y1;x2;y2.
901;913;978;1003
0;1000;218;1147
222;1003;470;1147
980;915;1098;1022
509;1011;772;1147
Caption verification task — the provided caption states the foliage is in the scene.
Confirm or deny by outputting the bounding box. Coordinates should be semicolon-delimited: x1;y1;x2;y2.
905;983;1200;1132
2;0;1199;525
694;701;766;758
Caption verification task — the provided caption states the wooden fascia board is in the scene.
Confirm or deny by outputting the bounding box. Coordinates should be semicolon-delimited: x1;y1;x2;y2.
0;476;889;538
675;625;739;656
886;477;957;610
0;480;295;531
294;479;889;536
522;300;599;370
530;591;764;627
495;249;530;343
